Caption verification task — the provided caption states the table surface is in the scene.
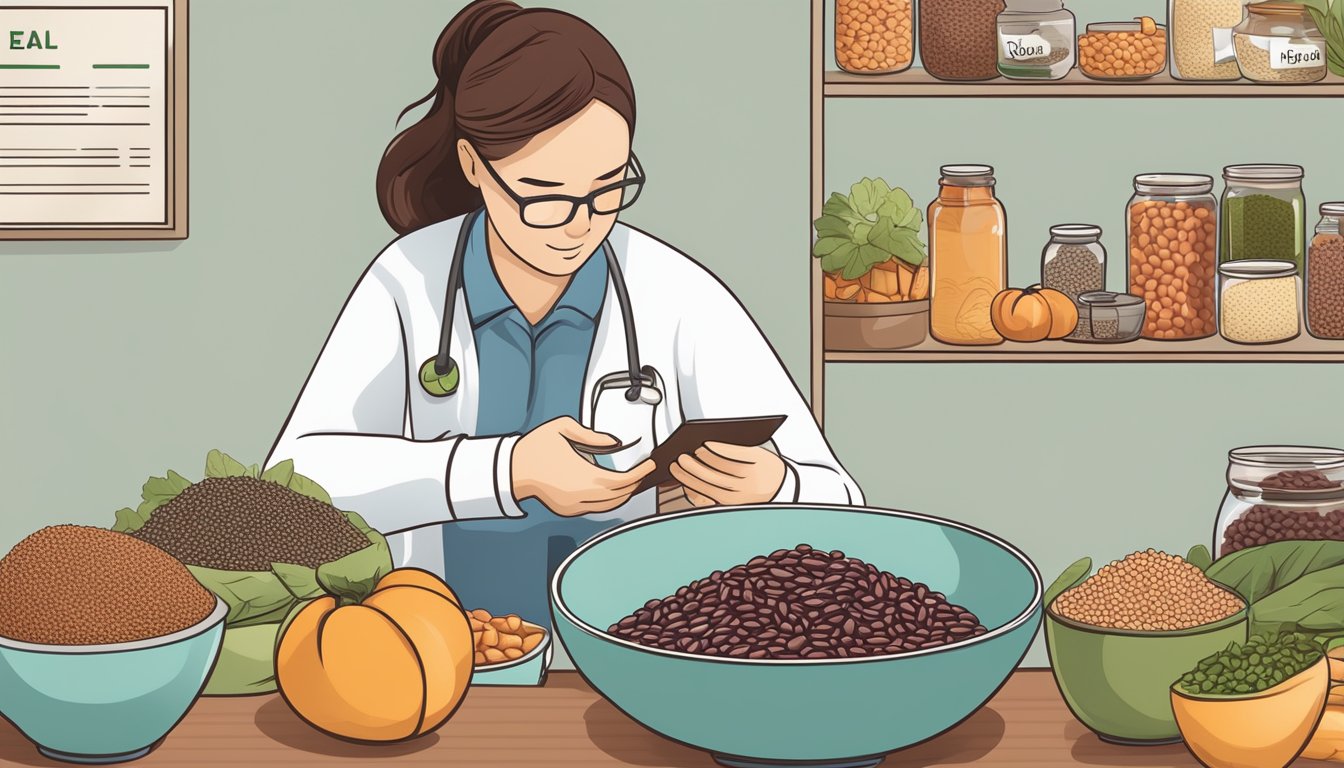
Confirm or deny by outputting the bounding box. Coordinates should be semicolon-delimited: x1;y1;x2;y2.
0;670;1334;768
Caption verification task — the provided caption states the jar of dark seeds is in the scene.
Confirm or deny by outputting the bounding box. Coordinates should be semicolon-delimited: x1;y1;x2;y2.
996;0;1076;79
1042;224;1106;340
920;0;1006;81
1215;446;1344;557
1307;203;1344;340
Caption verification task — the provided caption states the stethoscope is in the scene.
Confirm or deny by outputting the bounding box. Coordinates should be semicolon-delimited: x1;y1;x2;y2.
419;207;659;404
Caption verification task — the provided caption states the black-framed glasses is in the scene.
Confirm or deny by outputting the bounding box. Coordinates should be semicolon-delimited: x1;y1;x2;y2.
478;151;645;229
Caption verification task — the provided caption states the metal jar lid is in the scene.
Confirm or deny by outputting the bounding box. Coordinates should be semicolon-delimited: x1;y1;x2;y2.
1049;224;1102;241
1223;164;1305;183
1322;202;1344;216
1133;173;1214;195
1079;291;1144;308
1217;259;1298;280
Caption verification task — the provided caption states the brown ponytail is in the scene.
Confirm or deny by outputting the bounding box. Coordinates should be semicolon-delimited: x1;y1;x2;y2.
376;0;637;235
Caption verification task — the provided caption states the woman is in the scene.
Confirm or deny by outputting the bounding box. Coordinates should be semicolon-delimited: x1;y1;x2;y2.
266;0;862;629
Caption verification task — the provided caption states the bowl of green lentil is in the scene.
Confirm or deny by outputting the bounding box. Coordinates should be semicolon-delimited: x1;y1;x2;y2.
1171;633;1328;768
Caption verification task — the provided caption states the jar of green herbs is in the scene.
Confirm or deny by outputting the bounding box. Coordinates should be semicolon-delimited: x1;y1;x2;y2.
1220;164;1306;272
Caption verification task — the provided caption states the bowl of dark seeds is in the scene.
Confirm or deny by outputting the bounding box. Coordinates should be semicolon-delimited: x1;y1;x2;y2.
551;505;1042;768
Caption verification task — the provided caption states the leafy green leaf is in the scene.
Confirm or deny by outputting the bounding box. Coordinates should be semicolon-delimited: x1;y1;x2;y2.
813;214;851;240
840;244;885;280
822;193;864;226
316;514;393;605
112;507;151;533
261;459;295;487
876;186;915;224
271;562;325;601
287;471;333;506
138;470;192;516
812;236;851;257
869;222;927;267
248;463;261;479
820;242;857;275
850;178;888;218
1187;545;1213;573
187;564;295;627
206;624;282;696
205;449;251;479
1045;557;1092;608
852;222;873;245
1248;564;1344;638
1208;541;1344;605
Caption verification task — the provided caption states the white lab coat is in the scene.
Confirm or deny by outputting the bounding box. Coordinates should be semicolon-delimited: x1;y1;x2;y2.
265;213;863;574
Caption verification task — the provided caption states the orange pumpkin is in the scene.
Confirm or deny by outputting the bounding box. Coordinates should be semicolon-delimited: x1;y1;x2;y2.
275;568;474;743
990;286;1078;342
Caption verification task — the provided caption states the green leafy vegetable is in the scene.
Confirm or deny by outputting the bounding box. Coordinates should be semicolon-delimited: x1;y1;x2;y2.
261;458;295;487
1208;541;1344;643
1187;545;1213;573
1046;557;1092;608
813;177;927;279
286;470;333;506
205;449;251;479
139;470;192;516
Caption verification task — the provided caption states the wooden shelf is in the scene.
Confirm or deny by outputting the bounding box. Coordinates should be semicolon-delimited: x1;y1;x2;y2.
826;334;1344;363
825;69;1344;98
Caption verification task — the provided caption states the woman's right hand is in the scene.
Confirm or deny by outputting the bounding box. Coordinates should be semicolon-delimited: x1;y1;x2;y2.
511;417;654;516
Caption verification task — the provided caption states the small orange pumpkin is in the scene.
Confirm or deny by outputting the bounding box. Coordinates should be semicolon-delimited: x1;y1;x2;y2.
275;568;474;743
990;286;1078;342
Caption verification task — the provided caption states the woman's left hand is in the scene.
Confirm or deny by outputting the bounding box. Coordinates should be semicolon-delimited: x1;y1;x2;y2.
669;442;786;508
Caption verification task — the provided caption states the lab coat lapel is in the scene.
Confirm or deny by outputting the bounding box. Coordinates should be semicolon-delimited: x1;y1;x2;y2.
582;272;626;428
450;287;481;436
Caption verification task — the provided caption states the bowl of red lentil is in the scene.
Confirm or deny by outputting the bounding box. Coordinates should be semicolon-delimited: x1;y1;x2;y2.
0;526;226;764
1044;549;1249;746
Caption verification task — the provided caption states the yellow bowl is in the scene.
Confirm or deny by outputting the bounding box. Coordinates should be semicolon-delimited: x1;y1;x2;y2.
1171;656;1329;768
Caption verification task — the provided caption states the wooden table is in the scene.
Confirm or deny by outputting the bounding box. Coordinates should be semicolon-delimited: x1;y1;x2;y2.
0;670;1331;767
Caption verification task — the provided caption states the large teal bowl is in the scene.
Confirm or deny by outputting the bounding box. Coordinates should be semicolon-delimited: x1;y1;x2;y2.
0;597;226;764
551;505;1042;768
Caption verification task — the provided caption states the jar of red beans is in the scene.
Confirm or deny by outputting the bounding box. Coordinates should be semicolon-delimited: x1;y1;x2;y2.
1214;445;1344;558
920;0;1006;81
1126;174;1219;340
835;0;915;74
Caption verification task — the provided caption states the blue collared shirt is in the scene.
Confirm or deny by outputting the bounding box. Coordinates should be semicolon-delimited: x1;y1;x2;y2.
462;212;608;442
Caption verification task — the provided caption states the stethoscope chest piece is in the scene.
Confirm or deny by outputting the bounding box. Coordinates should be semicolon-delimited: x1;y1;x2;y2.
420;356;460;397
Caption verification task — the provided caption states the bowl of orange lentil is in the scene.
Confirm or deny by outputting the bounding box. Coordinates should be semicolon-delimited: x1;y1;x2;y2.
466;608;553;686
1043;549;1248;746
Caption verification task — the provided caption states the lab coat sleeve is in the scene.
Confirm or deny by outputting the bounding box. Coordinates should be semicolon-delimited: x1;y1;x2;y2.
675;275;864;506
265;266;525;536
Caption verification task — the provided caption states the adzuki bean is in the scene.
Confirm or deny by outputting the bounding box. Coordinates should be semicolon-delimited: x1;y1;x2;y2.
607;545;987;660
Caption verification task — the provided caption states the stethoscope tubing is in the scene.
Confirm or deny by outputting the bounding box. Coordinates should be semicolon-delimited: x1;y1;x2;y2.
432;207;650;401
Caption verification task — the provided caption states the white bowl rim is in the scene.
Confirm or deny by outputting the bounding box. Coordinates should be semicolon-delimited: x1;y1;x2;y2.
0;596;227;654
550;503;1044;667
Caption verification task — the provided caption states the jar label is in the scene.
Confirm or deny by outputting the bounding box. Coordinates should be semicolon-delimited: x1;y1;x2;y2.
1269;38;1325;69
1000;33;1052;61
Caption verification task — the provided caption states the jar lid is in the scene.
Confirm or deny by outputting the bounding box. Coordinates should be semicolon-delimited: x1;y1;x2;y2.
1223;164;1305;183
1322;202;1344;216
1230;445;1344;469
1134;173;1214;195
1247;1;1310;15
941;164;994;178
1086;21;1159;33
1005;0;1065;11
1050;224;1102;239
1217;259;1298;279
1079;291;1144;307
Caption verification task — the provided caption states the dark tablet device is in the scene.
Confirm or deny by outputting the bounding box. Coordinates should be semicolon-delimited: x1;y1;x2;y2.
635;415;788;494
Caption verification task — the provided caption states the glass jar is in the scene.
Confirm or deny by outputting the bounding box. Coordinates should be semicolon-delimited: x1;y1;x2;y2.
1127;174;1218;340
1042;224;1105;340
1217;260;1301;344
929;165;1007;346
1071;291;1145;343
1169;0;1248;81
835;0;914;75
996;0;1076;80
1214;446;1344;558
1077;19;1168;80
1232;2;1329;83
920;0;1006;81
1220;164;1305;273
1307;203;1344;340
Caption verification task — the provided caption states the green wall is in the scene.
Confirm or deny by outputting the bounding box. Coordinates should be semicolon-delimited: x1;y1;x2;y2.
1;0;1340;669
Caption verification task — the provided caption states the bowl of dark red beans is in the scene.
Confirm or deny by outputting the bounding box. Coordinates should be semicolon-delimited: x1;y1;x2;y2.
549;505;1042;768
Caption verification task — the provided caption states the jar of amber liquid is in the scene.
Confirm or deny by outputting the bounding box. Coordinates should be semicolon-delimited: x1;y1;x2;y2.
929;165;1008;345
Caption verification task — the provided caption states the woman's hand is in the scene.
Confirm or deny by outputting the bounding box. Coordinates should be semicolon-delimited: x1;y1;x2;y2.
511;417;654;517
670;442;786;508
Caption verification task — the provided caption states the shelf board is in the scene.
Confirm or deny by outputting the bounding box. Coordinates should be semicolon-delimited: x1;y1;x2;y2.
825;334;1344;363
824;69;1344;98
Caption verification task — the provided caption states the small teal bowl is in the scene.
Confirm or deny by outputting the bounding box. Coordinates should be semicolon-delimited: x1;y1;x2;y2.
551;505;1042;768
0;597;226;764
